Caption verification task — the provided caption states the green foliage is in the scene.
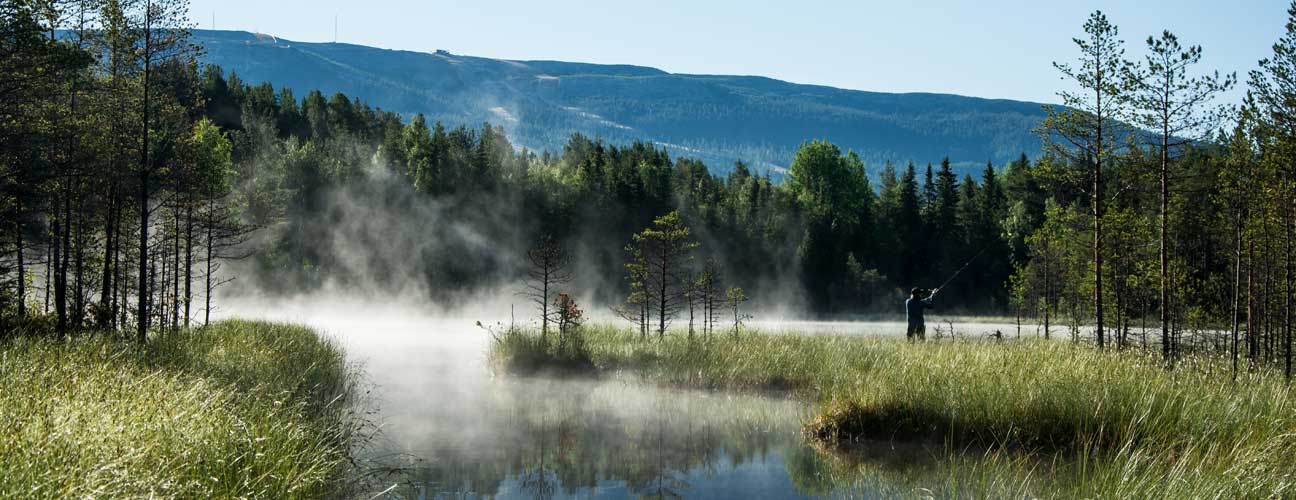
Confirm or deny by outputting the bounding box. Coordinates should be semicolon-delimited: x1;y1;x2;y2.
487;323;593;375
0;321;355;499
4;2;1293;353
788;141;874;309
126;65;1057;318
403;113;436;192
624;211;699;337
183;118;235;197
1012;199;1088;338
788;140;865;225
1040;10;1134;168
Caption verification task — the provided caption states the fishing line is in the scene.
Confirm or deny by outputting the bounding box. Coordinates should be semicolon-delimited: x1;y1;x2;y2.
934;245;990;292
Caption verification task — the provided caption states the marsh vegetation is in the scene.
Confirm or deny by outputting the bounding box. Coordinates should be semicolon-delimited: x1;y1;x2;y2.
490;324;1296;498
0;320;356;499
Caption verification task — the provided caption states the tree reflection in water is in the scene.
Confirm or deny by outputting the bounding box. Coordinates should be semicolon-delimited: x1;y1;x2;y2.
362;375;828;498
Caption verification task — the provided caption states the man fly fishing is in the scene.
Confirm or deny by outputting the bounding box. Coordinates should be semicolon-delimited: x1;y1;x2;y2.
906;287;939;341
905;246;986;341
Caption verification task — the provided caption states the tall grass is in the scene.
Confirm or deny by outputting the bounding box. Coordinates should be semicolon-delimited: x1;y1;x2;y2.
493;324;1296;498
486;323;594;374
0;320;357;499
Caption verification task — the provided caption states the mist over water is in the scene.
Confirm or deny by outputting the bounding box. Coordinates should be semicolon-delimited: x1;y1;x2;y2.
218;296;1025;497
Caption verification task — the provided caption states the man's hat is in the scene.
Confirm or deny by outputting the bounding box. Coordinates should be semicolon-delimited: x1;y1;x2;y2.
911;287;922;295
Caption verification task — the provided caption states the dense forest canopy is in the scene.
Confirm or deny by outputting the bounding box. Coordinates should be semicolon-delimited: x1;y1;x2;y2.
194;65;1035;315
1;0;1294;376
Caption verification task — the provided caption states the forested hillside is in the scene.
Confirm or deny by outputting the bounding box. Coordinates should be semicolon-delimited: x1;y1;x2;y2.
3;0;1294;380
193;30;1049;178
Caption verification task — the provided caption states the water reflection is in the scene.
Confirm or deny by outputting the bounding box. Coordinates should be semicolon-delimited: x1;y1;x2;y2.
372;376;827;498
218;299;1019;498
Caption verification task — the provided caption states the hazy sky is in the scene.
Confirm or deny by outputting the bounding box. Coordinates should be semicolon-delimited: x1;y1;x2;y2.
187;0;1287;104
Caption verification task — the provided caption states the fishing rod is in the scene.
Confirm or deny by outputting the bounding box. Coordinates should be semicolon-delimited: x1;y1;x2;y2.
933;245;990;293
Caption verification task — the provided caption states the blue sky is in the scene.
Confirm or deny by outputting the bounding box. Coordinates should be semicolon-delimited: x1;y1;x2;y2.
187;0;1287;104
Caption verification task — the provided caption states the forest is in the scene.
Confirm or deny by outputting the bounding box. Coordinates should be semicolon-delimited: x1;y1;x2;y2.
0;0;1293;376
189;29;1049;179
7;0;1296;498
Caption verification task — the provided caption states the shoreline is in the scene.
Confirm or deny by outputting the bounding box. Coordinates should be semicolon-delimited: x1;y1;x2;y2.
489;323;1296;498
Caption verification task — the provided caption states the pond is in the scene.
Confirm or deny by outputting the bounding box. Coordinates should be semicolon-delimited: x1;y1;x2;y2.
224;299;1022;498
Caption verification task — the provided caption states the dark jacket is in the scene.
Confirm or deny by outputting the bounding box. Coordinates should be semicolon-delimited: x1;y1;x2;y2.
906;296;933;326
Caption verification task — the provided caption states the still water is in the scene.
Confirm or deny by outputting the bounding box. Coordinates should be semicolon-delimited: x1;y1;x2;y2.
226;299;1006;498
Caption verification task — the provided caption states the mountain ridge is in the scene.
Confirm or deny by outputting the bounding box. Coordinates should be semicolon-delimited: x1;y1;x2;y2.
193;29;1050;177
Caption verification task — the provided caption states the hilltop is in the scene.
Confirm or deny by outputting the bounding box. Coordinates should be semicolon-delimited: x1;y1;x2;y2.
195;30;1049;176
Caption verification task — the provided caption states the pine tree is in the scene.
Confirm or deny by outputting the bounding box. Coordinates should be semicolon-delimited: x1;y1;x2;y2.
1244;2;1296;379
922;162;936;216
404;114;434;192
931;157;960;276
1128;30;1235;365
1037;10;1132;349
625;211;698;338
897;163;923;286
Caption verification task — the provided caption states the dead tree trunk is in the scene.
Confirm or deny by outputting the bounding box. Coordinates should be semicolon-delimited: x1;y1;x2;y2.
1160;123;1171;365
1093;162;1105;349
73;198;84;330
171;202;180;331
657;255;668;339
204;198;214;326
1232;207;1243;381
1285;200;1292;381
159;230;168;330
1248;236;1257;371
54;213;65;334
44;237;50;314
113;201;123;330
686;274;695;339
540;265;549;338
98;195;115;329
14;197;24;319
184;206;193;328
137;23;153;344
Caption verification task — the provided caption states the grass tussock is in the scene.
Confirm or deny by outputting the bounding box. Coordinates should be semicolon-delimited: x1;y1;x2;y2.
0;320;356;500
492;324;1296;498
486;324;595;375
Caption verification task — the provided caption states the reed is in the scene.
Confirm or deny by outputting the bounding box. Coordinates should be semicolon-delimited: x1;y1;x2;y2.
0;320;356;499
493;324;1296;498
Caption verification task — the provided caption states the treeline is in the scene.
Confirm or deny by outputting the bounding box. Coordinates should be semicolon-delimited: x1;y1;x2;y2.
3;0;1294;378
0;0;249;340
201;4;1289;380
1011;9;1293;376
197;70;1029;314
0;0;1030;330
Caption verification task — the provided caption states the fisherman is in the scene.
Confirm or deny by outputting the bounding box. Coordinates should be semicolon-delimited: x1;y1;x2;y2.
905;287;938;341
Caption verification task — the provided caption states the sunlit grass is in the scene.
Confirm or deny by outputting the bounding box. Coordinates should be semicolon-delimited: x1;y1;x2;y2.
0;320;356;499
486;324;595;374
493;323;1296;498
